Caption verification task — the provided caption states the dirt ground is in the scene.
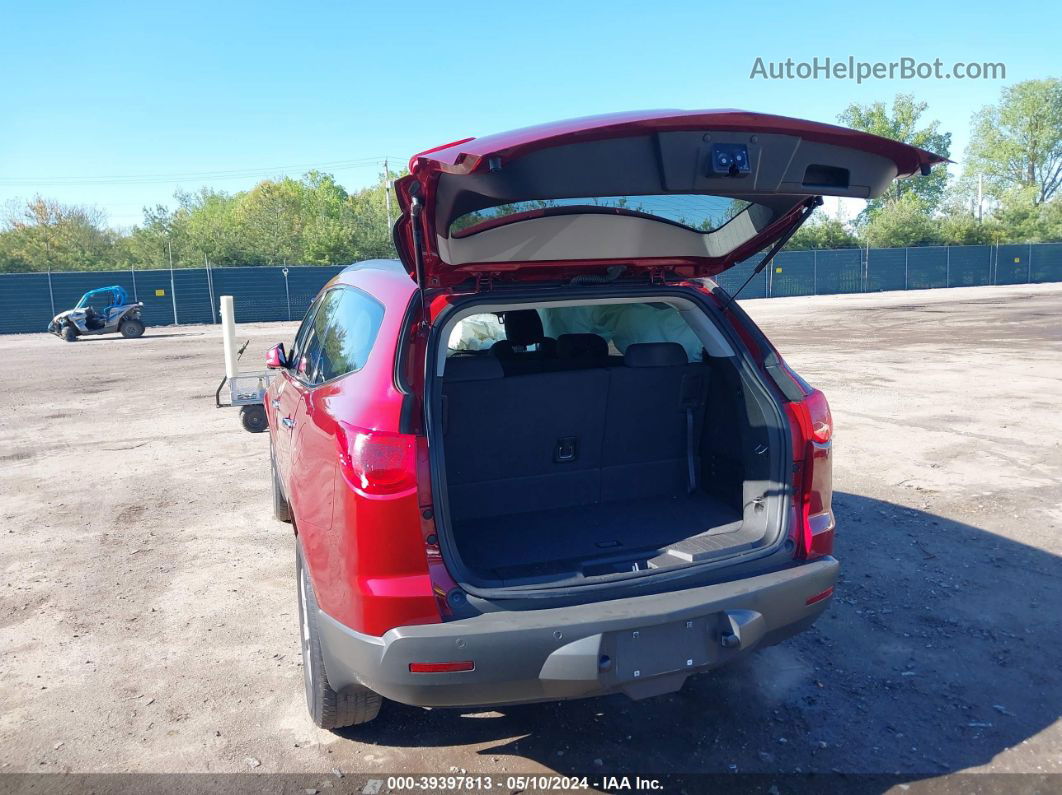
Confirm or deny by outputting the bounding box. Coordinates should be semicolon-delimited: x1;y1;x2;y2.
1;283;1060;788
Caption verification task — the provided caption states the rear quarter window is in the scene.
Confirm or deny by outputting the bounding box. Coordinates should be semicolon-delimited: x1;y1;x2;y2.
315;288;386;382
447;313;506;352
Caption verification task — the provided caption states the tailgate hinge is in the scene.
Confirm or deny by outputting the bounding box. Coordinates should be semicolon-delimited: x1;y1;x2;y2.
648;268;668;286
474;272;496;292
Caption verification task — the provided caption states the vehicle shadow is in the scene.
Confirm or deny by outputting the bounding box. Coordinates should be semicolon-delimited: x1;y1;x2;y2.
338;492;1061;781
72;331;200;341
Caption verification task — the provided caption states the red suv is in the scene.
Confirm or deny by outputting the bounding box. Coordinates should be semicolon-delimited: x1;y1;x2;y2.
265;110;942;729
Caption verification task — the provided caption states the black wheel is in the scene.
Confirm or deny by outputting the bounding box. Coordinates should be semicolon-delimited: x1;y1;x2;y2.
60;325;78;342
271;446;292;523
297;543;382;729
120;318;145;338
240;405;268;433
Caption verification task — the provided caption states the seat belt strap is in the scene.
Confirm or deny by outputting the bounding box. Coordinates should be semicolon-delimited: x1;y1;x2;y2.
686;406;696;493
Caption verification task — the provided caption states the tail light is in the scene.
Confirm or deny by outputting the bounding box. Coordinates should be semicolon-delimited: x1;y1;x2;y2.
336;423;418;497
786;388;835;560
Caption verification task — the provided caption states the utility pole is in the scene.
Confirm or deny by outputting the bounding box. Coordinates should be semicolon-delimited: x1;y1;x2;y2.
205;254;217;324
384;159;392;232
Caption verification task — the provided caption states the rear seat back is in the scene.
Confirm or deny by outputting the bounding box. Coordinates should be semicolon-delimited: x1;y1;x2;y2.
602;343;709;501
555;333;609;369
490;309;558;375
442;342;709;522
443;357;608;521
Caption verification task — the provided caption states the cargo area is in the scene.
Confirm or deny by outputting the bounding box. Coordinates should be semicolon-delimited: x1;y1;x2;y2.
434;297;789;588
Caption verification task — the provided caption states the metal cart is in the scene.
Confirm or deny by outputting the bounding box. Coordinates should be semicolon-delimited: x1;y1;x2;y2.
215;339;275;433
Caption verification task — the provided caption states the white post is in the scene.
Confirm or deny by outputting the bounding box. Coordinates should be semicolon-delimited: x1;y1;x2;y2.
220;295;238;380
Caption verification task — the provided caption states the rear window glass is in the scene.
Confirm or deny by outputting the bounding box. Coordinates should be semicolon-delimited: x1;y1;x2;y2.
316;288;385;382
450;195;750;236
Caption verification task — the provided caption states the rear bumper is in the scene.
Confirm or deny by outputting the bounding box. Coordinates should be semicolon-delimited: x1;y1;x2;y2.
317;557;838;708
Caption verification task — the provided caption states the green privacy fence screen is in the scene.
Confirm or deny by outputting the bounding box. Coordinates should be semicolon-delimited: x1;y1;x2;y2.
2;243;1061;335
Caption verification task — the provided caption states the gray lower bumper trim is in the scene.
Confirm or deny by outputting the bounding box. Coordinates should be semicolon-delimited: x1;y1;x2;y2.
316;558;838;708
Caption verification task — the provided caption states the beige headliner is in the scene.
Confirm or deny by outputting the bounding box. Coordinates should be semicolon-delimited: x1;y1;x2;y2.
435;204;775;266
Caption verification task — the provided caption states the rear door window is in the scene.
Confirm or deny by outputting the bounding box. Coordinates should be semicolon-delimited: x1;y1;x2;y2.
291;289;342;383
315;288;386;382
289;295;324;370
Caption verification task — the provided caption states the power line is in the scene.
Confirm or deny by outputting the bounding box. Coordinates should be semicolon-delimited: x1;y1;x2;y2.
0;156;410;187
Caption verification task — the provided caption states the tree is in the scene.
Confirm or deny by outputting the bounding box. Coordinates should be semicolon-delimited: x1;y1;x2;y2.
936;212;994;246
860;193;942;248
178;189;249;266
236;178;305;265
118;204;189;269
965;79;1062;205
838;94;952;216
0;196;118;272
786;216;860;250
983;188;1062;243
344;169;401;260
300;171;356;264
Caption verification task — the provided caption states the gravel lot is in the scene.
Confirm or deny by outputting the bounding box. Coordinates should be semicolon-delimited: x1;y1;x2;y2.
1;283;1060;787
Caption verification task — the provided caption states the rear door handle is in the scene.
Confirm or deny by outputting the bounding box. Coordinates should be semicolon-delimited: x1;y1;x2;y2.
281;417;296;429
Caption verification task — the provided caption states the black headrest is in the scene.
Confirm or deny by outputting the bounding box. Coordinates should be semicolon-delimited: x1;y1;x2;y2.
502;310;544;345
557;333;609;360
623;342;688;367
444;355;504;381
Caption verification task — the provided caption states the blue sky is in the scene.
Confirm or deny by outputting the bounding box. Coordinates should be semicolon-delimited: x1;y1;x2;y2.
1;0;1055;228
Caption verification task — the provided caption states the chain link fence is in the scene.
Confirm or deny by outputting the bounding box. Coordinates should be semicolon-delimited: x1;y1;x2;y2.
2;243;1061;335
712;243;1061;299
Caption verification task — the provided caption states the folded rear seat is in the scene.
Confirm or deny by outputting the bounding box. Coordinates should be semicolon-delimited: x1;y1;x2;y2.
442;341;709;524
602;343;709;501
443;355;609;521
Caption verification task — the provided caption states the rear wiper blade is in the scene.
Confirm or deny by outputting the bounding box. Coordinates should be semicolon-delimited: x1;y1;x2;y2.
721;197;822;312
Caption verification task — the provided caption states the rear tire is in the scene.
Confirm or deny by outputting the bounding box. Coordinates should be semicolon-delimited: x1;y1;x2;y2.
271;448;292;523
120;318;145;338
240;405;268;433
60;325;78;342
297;544;382;729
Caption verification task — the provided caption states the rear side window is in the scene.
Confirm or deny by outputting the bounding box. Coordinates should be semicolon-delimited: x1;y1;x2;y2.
315;288;385;382
448;313;507;352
